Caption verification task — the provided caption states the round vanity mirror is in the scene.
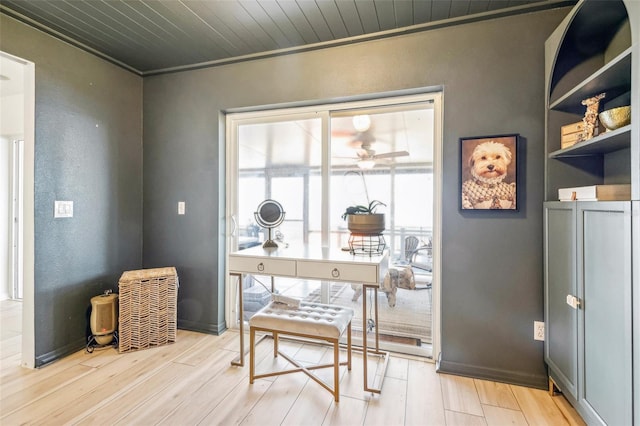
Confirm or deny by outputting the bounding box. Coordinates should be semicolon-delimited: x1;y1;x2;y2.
254;200;285;248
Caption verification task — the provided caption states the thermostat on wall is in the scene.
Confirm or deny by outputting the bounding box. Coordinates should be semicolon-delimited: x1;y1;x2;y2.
54;200;73;218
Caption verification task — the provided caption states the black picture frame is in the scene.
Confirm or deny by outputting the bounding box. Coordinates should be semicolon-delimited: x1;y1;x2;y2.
460;134;519;211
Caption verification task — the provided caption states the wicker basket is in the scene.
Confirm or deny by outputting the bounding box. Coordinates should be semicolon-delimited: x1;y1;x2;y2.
118;267;178;353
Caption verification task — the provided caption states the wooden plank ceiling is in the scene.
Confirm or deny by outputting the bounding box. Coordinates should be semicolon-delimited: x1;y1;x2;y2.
0;0;571;75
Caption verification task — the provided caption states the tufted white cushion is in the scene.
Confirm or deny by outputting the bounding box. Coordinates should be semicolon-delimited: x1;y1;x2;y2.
250;301;354;339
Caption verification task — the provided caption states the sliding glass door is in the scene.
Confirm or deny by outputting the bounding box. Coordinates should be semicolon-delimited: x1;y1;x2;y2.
233;114;324;249
226;94;440;357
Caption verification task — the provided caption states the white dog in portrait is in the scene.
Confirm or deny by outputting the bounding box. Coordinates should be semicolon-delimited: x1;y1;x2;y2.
462;141;516;209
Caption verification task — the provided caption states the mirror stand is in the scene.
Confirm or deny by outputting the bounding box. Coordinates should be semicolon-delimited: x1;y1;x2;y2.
254;199;286;249
263;228;278;248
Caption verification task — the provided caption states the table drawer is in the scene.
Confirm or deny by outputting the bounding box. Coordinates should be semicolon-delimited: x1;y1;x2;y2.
297;260;378;284
229;256;296;277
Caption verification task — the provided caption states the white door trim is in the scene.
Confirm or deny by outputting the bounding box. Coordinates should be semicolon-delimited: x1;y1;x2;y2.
224;91;443;359
1;51;36;369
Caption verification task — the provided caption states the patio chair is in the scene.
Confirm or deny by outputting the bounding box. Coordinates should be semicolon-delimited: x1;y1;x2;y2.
351;236;432;307
405;236;433;273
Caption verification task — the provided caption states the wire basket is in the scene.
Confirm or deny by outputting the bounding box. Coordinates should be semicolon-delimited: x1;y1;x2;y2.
348;233;386;256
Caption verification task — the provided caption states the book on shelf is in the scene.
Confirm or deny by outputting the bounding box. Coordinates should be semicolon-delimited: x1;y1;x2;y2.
560;121;584;149
558;184;631;201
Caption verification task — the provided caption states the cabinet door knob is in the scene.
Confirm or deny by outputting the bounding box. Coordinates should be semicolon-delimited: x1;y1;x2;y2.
331;268;340;278
566;294;580;309
257;262;265;272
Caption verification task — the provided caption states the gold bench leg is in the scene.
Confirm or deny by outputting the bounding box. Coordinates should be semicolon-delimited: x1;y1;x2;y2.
274;331;279;357
249;325;352;402
347;321;352;371
333;339;340;402
249;327;255;384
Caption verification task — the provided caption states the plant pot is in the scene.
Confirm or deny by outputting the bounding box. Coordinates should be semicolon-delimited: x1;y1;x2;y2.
347;213;385;235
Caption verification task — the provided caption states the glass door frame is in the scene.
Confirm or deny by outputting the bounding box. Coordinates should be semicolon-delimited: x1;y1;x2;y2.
224;92;443;359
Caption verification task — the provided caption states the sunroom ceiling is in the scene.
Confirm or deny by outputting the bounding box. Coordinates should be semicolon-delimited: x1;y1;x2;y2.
0;0;574;75
237;105;435;171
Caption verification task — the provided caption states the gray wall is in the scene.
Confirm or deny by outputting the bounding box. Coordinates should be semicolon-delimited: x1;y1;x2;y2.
0;6;571;385
0;15;143;365
144;8;570;387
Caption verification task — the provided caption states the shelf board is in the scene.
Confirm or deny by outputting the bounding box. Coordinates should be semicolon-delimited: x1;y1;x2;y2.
549;48;632;114
549;125;630;158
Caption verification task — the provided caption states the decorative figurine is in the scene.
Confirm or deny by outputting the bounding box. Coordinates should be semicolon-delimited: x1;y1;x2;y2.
580;93;605;141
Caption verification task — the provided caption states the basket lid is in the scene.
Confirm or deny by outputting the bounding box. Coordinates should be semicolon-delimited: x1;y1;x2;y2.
119;267;177;283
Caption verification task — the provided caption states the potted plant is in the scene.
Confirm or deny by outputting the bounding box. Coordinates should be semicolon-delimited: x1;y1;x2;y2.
341;200;386;235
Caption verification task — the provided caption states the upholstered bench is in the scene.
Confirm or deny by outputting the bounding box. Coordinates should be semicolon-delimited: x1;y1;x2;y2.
249;301;354;402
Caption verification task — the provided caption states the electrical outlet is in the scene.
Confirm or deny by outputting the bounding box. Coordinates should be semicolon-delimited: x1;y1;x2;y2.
534;321;545;341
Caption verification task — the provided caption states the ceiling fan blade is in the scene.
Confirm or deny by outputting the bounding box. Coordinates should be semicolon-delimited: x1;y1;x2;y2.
332;155;360;160
331;130;356;137
373;150;409;160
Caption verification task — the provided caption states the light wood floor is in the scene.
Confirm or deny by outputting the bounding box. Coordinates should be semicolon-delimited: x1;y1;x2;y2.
1;300;585;425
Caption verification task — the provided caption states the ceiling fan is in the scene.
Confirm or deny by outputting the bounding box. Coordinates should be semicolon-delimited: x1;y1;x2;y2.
332;126;409;169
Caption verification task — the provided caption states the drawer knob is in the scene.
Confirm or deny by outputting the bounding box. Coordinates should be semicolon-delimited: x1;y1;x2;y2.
257;262;265;272
331;268;340;278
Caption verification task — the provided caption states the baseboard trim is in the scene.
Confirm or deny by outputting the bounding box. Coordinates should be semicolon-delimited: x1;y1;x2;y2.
35;337;86;367
437;359;548;389
177;319;226;335
34;321;226;367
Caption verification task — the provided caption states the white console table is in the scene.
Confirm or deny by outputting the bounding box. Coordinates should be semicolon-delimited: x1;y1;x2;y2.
228;244;389;394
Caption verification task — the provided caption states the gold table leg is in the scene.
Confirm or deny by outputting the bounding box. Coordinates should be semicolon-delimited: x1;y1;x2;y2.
231;273;269;367
362;283;389;394
231;273;245;367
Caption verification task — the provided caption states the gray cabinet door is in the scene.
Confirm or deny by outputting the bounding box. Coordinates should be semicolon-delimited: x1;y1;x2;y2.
544;202;578;399
578;202;632;426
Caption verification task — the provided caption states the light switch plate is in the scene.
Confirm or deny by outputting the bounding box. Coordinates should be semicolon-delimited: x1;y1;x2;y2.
54;201;73;218
178;201;186;215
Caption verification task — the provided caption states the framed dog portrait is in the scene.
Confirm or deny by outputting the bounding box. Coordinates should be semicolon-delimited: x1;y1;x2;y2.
460;134;519;211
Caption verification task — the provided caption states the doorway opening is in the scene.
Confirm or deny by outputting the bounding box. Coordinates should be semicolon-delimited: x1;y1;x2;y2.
1;51;36;368
225;93;442;358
